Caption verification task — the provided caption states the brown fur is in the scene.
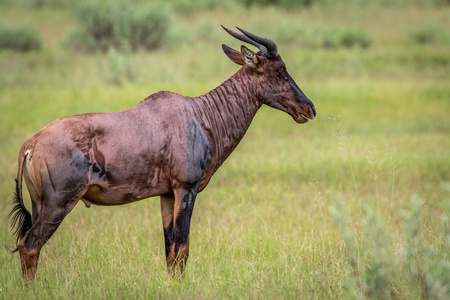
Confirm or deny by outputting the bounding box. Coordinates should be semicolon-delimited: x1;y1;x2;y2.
10;27;316;281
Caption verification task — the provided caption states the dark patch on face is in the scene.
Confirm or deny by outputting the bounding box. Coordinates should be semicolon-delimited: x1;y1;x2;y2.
287;71;315;115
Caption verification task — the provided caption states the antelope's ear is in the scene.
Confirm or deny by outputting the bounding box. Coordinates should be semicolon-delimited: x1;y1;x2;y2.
240;45;259;69
222;44;244;65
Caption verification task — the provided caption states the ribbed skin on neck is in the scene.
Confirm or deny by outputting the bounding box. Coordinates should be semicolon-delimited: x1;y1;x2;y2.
192;68;263;168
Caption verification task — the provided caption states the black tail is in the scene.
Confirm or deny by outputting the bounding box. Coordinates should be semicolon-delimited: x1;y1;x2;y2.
8;153;32;252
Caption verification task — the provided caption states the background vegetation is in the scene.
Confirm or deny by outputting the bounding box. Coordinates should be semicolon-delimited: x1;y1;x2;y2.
0;0;449;299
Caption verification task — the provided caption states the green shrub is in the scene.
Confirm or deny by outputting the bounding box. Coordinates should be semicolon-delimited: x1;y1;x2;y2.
321;27;372;49
0;25;42;52
340;28;372;49
412;23;448;45
66;1;171;53
19;0;75;9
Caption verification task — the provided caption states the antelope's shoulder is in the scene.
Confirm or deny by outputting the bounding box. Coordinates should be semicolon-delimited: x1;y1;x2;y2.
138;90;188;105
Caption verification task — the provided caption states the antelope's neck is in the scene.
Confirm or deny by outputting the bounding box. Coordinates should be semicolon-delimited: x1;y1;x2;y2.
192;68;262;167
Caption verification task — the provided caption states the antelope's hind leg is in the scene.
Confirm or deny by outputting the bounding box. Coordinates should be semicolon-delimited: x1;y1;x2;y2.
18;187;84;281
18;191;82;281
18;159;89;281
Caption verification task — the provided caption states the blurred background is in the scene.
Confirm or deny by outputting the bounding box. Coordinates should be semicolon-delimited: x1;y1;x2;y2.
0;0;449;299
0;0;449;87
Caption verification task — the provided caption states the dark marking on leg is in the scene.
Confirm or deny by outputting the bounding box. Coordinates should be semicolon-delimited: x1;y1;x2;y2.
31;202;40;224
19;198;79;281
160;194;175;271
163;219;174;259
17;167;85;282
171;184;199;274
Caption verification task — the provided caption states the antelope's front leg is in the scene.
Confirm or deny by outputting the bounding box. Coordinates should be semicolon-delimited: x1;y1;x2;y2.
164;184;199;275
160;194;175;270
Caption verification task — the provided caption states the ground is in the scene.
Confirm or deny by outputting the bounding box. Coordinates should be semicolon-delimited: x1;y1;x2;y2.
0;2;449;299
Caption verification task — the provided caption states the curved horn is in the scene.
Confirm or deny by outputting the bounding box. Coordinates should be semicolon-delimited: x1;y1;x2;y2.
221;25;268;57
236;27;278;58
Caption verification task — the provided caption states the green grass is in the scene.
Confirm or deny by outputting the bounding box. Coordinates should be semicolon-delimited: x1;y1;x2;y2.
0;3;449;299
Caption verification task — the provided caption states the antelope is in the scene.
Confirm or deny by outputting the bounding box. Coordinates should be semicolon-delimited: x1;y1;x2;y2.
9;26;316;281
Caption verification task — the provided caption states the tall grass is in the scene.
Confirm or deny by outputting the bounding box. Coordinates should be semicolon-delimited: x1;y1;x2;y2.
0;3;449;299
0;78;448;299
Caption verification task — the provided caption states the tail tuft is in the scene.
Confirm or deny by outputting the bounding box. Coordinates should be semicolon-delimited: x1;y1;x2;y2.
8;178;32;250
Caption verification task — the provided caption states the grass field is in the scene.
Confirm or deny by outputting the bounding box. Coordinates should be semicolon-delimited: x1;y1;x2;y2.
1;2;449;299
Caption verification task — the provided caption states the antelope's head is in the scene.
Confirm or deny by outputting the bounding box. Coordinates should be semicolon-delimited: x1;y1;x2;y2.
222;26;316;124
